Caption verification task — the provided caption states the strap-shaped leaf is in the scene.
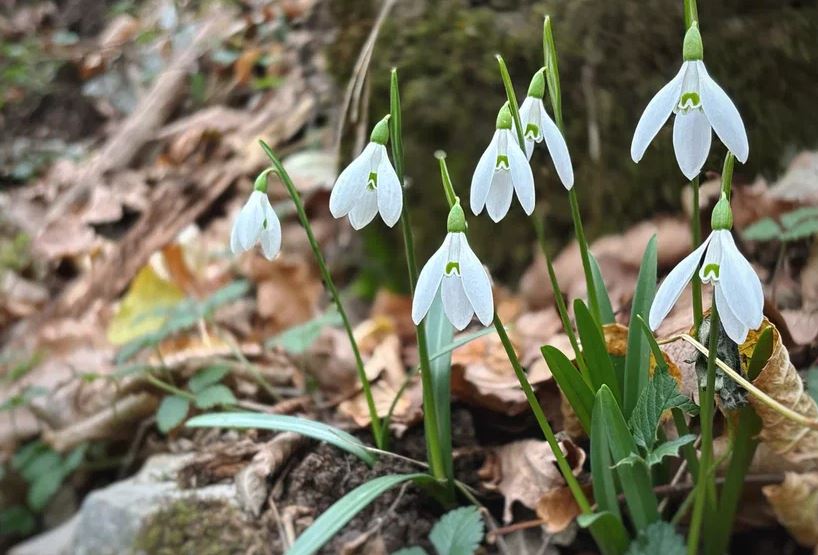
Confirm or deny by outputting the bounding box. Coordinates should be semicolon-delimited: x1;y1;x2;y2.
589;252;616;325
575;299;621;402
186;413;375;465
623;236;657;417
541;345;594;433
577;511;630;555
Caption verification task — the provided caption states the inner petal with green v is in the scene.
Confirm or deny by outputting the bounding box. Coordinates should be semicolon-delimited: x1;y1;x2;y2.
367;172;378;190
494;155;509;170
524;123;540;140
445;261;460;276
702;263;720;280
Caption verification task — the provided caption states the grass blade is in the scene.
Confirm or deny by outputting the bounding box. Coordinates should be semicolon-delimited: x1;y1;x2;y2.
575;299;621;402
425;292;455;482
589;252;616;325
541;345;594;433
186;413;375;465
590;397;621;520
577;511;629;555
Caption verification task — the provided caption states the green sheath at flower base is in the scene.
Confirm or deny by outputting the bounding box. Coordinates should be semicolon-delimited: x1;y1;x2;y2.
711;193;733;230
527;68;546;99
446;201;467;233
683;22;703;61
369;115;391;145
254;168;273;192
495;103;513;130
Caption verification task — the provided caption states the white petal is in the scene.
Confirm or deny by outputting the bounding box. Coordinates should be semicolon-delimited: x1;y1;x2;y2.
672;109;712;180
457;234;493;326
715;284;749;344
329;143;376;218
259;200;282;260
347;189;378;230
539;103;574;189
485;170;514;222
441;274;474;331
507;136;535;215
649;234;712;330
229;218;243;254
376;150;403;227
412;235;450;325
237;192;265;250
699;230;725;283
470;131;500;215
698;62;749;163
719;231;764;329
631;63;688;162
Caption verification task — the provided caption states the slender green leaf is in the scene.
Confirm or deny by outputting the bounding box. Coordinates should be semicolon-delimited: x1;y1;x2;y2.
575;299;620;402
628;366;697;450
425;292;455;482
193;384;236;409
541;345;594;433
188;365;230;393
589;253;616;324
265;308;342;353
748;327;774;381
742;218;781;242
429;506;484;555
591;396;621;520
577;511;629;555
625;521;685;555
289;474;427;555
156;395;190;433
596;386;659;530
624;236;657;417
186;412;376;465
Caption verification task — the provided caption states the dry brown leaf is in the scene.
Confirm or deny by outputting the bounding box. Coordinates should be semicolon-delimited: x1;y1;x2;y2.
535;486;582;534
252;256;322;334
480;438;585;524
768;151;818;205
780;309;818;346
369;289;415;342
235;432;306;516
763;472;818;547
749;322;818;469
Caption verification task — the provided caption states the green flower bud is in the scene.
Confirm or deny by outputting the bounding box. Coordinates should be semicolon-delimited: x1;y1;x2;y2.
496;103;512;130
447;200;467;233
683;22;703;61
370;115;391;145
254;168;273;192
527;68;546;99
711;193;733;230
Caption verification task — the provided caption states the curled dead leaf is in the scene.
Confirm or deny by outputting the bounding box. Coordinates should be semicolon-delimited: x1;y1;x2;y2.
748;323;818;469
535;486;582;534
235;432;306;516
763;472;818;548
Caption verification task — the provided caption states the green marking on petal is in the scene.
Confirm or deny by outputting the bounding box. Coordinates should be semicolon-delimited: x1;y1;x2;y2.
524;123;540;140
367;172;378;190
495;155;510;170
679;92;701;110
702;263;720;280
445;261;461;275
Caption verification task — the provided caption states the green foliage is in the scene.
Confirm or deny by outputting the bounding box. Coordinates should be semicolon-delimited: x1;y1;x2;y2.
743;206;818;242
808;367;818;404
576;512;630;555
625;522;685;555
425;293;455;482
188;365;230;393
624;236;657;417
428;506;484;555
192;385;236;409
541;345;594;433
265;308;342;354
589;252;616;325
628;365;698;450
0;385;48;412
11;441;87;512
156;395;190;433
0;505;36;537
186;412;376;465
288;474;428;555
574;299;621;401
748;327;774;381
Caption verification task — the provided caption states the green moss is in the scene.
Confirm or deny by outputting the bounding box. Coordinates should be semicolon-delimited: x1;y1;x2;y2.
133;499;266;555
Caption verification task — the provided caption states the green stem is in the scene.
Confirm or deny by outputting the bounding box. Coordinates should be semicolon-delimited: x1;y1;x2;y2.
496;55;526;150
391;70;447;481
672;407;700;477
436;152;458;208
690;176;703;330
145;374;195;401
259;140;384;449
683;0;699;28
721;152;735;200
493;313;593;514
687;301;719;554
569;188;602;322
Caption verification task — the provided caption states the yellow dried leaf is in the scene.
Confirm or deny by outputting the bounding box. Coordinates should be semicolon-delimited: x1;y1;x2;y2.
763;472;818;547
106;265;185;345
749;323;818;469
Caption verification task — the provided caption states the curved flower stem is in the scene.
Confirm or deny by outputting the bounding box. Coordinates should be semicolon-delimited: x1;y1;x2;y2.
687;302;719;554
493;312;593;515
259;140;384;449
392;70;447;481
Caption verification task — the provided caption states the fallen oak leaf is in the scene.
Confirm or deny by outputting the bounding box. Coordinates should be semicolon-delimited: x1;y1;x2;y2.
762;472;818;548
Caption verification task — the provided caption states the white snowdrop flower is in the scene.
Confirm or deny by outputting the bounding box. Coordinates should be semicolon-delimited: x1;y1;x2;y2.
649;195;763;344
412;202;494;331
631;23;749;180
470;103;535;222
329;115;402;230
516;68;574;189
229;171;282;261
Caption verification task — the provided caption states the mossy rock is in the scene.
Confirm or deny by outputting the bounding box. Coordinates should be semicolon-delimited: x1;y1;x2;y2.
327;0;818;287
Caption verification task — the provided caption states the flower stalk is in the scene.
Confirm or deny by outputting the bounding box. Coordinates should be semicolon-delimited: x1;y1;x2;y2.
259;140;385;449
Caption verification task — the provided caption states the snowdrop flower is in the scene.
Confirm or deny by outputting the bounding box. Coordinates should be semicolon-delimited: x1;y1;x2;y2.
471;103;535;222
516;68;574;189
631;23;749;180
229;169;282;260
329;115;402;230
412;202;493;330
649;195;763;343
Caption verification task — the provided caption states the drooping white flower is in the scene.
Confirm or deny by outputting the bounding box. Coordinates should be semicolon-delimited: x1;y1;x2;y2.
631;23;748;180
412;203;493;330
329;115;402;230
470;103;535;222
516;69;574;189
649;196;763;343
229;177;282;260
